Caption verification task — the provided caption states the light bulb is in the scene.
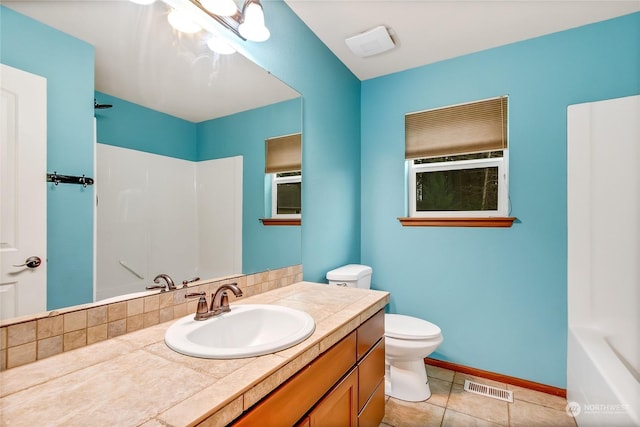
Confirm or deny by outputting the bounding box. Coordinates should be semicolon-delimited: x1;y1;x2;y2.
129;0;156;4
200;0;237;17
167;9;202;34
238;1;270;42
207;36;236;55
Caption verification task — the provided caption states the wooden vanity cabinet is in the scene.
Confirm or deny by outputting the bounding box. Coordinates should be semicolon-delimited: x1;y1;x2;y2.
229;309;385;427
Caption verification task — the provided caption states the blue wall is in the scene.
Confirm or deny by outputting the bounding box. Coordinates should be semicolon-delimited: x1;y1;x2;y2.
95;91;197;161
1;6;95;310
360;12;640;388
233;1;363;282
197;98;302;273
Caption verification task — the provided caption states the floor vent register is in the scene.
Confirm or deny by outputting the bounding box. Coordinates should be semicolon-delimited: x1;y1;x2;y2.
463;379;514;402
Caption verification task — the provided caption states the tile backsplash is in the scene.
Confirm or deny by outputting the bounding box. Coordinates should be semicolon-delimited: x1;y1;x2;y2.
0;265;303;371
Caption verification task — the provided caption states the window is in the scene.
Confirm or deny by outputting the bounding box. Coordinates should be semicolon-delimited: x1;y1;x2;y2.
265;133;301;221
272;171;301;217
405;96;510;220
409;151;508;217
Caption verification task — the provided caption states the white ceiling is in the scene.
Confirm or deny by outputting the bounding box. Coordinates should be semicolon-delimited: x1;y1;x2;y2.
5;1;639;121
284;0;640;81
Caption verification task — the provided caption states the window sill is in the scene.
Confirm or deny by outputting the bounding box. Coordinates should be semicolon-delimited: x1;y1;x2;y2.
260;218;301;226
398;217;516;228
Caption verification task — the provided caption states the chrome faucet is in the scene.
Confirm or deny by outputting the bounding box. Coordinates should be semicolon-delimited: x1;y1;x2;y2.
185;283;243;321
146;274;176;292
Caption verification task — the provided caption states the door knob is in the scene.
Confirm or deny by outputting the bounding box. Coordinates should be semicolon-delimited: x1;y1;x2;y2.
13;256;42;269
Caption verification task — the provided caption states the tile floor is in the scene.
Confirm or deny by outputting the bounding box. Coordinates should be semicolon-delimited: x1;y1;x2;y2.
381;365;577;427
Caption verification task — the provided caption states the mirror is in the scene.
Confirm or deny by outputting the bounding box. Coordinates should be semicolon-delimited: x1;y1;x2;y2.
1;1;302;316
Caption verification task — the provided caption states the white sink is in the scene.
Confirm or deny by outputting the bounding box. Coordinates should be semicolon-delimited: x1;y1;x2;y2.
164;304;316;359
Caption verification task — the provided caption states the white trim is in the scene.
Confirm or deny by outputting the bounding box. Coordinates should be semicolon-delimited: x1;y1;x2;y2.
408;151;509;218
93;118;97;302
271;173;301;219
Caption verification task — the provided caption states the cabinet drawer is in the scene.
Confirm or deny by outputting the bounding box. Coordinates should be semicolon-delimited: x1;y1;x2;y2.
358;378;385;427
357;309;384;361
358;337;385;411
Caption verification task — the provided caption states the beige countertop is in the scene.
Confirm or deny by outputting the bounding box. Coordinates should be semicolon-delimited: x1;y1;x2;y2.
0;282;389;426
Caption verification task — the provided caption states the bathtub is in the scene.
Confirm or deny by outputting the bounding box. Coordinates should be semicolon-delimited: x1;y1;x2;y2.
567;328;639;426
567;95;640;427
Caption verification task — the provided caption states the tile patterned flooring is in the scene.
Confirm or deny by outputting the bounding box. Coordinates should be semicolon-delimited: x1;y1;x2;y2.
381;365;577;427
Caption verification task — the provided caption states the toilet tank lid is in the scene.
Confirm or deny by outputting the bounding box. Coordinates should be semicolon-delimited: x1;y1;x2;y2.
385;314;442;340
326;264;372;281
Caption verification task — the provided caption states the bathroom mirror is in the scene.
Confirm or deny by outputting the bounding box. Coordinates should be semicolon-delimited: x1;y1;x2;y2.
1;1;302;315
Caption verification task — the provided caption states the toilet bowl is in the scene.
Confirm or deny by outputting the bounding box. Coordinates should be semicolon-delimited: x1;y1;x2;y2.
326;264;444;402
385;313;443;402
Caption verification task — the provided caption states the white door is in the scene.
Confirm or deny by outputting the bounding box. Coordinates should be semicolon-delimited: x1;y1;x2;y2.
0;64;47;320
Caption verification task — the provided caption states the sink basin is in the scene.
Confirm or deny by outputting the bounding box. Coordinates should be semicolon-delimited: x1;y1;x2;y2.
164;304;316;359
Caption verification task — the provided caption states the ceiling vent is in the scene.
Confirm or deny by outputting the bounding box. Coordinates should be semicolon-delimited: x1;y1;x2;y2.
345;25;395;58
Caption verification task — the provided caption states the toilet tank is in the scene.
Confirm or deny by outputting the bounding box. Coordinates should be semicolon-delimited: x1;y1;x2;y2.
326;264;372;289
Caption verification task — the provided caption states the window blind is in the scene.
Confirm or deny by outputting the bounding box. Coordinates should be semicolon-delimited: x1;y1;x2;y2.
405;96;508;160
265;133;301;173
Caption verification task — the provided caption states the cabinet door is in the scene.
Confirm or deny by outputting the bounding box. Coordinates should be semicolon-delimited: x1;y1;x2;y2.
309;368;358;427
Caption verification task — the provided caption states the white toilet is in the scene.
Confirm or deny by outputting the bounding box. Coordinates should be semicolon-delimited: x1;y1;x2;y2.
326;264;444;402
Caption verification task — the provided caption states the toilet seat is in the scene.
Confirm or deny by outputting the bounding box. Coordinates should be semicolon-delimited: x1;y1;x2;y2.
385;314;441;340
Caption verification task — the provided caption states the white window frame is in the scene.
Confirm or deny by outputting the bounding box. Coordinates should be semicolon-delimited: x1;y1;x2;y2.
271;172;301;219
408;150;509;218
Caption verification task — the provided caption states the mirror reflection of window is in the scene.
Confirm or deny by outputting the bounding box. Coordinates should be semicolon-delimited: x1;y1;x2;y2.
272;171;301;216
265;133;302;219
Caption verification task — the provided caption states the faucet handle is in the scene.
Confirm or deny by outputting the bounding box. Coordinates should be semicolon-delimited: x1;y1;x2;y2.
185;291;205;298
182;277;201;288
185;292;208;318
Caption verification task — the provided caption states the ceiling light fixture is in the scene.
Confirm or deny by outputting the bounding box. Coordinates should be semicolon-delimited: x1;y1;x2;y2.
156;0;270;43
238;0;270;42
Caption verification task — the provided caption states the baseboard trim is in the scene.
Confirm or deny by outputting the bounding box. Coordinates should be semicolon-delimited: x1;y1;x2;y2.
424;357;566;398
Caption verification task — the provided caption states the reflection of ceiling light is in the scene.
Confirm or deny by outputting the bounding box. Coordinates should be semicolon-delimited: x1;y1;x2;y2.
167;9;202;34
200;0;236;17
207;35;236;54
130;0;157;4
239;0;270;42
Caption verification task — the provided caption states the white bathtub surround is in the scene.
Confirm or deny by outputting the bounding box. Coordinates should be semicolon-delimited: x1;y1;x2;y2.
567;94;640;426
96;144;242;301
